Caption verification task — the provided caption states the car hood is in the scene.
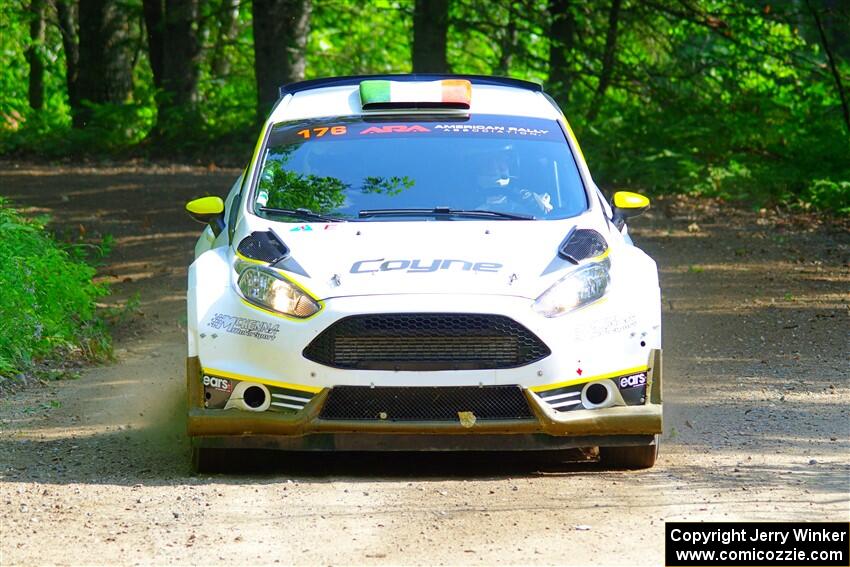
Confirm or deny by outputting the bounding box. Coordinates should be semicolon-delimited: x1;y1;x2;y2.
253;219;607;300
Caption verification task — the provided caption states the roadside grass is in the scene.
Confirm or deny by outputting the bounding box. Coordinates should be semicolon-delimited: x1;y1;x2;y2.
0;197;113;390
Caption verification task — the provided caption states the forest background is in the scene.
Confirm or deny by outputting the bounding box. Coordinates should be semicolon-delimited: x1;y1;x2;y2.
1;0;848;212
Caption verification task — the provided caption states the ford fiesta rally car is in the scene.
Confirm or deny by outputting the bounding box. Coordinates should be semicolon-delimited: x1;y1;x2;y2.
185;74;662;472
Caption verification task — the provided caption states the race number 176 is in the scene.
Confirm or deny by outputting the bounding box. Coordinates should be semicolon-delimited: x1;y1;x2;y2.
296;126;347;139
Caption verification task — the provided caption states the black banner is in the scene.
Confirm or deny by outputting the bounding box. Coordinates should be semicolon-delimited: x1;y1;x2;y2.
666;522;849;567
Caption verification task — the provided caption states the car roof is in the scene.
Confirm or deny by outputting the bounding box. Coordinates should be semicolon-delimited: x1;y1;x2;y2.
279;74;544;96
268;74;563;123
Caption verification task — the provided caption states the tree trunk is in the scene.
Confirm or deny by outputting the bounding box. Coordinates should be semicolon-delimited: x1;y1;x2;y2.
412;0;449;73
821;0;850;60
162;0;201;109
146;0;201;136
27;0;46;110
143;0;201;137
806;0;850;140
547;0;576;107
211;0;240;77
495;6;517;76
74;0;134;127
252;0;312;121
55;0;80;114
141;0;164;90
587;0;622;122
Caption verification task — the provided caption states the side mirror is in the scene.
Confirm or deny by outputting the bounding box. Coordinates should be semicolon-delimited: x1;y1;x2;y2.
186;196;225;236
611;191;650;230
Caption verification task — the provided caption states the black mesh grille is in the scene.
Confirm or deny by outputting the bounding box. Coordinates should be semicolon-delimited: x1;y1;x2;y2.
559;229;608;263
237;231;289;263
319;386;535;421
303;313;550;370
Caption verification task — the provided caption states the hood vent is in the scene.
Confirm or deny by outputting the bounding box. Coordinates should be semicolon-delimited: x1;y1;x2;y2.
558;228;608;264
237;231;289;264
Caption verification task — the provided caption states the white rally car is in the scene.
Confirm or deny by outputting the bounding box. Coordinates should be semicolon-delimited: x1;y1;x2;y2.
185;75;662;472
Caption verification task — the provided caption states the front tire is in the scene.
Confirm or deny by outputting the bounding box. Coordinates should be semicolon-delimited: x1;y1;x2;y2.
599;436;659;469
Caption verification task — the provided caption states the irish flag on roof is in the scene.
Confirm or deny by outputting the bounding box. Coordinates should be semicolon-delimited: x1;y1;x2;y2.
359;79;472;109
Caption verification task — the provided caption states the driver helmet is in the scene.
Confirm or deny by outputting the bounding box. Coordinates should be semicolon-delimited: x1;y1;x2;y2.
475;150;513;191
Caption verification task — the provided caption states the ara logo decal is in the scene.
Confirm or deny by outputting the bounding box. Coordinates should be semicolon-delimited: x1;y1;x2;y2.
359;125;430;135
350;258;503;274
208;313;280;341
203;375;232;392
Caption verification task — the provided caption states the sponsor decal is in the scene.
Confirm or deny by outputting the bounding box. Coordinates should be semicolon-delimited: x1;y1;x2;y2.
618;373;647;389
577;314;638;340
350;258;503;274
434;124;549;137
436;124;506;134
269;116;565;147
458;411;477;428
359;125;430;135
203;375;232;392
290;225;313;232
208;313;280;341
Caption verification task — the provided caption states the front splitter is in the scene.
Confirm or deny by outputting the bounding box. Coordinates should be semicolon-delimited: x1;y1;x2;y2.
192;431;657;452
186;354;662;451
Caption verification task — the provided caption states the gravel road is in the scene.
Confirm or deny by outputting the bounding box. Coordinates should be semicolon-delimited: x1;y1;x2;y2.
1;164;848;566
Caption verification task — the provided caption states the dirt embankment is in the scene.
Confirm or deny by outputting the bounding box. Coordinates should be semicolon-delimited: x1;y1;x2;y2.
0;164;848;566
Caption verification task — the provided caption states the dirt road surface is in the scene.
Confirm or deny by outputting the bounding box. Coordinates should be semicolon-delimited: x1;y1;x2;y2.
1;164;848;566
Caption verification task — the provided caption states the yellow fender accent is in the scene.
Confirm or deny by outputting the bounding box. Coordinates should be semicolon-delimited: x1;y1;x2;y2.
530;364;650;393
203;366;322;394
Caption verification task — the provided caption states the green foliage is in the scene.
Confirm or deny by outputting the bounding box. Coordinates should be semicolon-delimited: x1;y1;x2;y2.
801;179;850;214
307;1;413;76
362;176;415;196
0;199;110;378
569;2;850;212
0;100;156;156
0;0;847;213
261;156;349;213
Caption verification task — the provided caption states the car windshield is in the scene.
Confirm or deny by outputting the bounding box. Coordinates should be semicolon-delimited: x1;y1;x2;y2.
253;114;587;221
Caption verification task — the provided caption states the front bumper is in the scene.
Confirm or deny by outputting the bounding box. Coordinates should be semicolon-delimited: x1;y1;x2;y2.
186;351;663;452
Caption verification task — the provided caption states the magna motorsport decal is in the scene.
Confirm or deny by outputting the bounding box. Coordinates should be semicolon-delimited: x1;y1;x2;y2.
208;313;280;340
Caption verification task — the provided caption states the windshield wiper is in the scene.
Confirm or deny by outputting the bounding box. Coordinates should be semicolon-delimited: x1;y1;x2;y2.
358;207;535;220
260;207;346;222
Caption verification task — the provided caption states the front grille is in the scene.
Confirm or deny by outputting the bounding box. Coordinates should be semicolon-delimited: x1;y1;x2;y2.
319;386;535;421
303;313;550;370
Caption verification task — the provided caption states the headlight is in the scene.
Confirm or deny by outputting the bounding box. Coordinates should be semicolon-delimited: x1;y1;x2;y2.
237;266;320;318
532;262;610;317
